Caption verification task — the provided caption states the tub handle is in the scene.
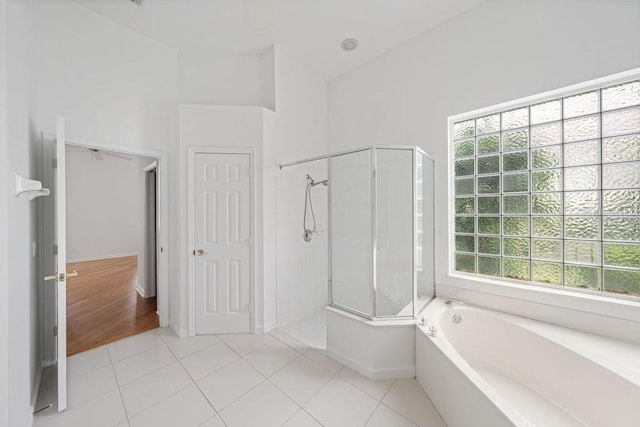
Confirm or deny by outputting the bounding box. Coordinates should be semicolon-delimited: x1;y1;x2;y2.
427;325;438;337
445;299;464;306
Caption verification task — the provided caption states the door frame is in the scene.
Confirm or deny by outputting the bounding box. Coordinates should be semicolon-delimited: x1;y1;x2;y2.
187;147;256;336
44;134;170;328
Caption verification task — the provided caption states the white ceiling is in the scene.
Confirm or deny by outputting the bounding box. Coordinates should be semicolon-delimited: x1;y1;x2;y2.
73;0;485;80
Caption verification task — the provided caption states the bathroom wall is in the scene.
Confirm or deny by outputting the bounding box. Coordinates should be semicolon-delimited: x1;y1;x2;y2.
4;0;41;424
276;159;329;327
34;0;180;325
178;104;268;333
328;0;640;329
178;52;265;107
0;1;9;423
270;47;329;329
176;45;328;334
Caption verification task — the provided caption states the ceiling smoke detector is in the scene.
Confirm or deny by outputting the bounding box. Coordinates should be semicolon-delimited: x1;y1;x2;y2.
341;38;358;52
129;0;144;6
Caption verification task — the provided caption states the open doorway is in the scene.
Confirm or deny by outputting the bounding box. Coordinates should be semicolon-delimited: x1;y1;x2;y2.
64;144;160;356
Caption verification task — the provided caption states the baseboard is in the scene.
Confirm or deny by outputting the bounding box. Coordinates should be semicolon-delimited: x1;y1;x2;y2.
169;320;188;338
67;253;138;263
326;347;415;380
135;284;145;298
255;320;277;334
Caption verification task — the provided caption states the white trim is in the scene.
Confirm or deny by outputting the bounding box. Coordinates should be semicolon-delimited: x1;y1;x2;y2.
255;320;277;335
135;284;145;298
67;253;138;263
143;161;157;172
45;133;171;328
325;347;415;380
187;147;257;336
446;68;640;325
169;320;188;338
448;67;640;123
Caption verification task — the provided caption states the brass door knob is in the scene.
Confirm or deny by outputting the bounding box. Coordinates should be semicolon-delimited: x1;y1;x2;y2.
194;249;205;256
44;270;79;282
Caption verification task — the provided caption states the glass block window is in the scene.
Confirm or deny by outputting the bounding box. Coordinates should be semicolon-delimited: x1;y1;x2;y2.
452;78;640;298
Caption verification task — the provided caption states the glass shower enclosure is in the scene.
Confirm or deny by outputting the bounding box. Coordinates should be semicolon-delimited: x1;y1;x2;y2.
279;145;435;325
329;146;434;320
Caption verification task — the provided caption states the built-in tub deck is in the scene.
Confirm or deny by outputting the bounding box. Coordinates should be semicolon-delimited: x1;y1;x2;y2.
416;298;640;427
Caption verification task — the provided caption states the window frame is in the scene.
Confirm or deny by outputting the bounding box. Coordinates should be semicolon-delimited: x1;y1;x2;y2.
447;68;640;303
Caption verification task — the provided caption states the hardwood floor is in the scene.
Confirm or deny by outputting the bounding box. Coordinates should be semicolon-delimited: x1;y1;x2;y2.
66;255;159;356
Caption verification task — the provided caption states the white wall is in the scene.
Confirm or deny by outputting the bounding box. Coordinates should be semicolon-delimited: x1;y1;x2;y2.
66;149;156;297
34;0;179;325
276;159;329;327
66;150;153;261
178;104;266;334
178;46;328;334
4;0;41;425
265;46;329;330
0;0;9;424
328;0;640;329
179;52;264;107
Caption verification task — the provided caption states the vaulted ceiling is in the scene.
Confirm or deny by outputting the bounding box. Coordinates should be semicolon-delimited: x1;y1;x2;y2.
73;0;485;79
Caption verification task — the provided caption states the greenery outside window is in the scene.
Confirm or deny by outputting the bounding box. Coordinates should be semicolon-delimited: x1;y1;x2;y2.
452;75;640;298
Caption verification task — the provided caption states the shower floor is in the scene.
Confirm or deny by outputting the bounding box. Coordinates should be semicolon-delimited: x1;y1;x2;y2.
280;309;327;350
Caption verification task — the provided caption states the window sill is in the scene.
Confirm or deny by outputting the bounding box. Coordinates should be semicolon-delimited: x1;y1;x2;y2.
443;272;640;325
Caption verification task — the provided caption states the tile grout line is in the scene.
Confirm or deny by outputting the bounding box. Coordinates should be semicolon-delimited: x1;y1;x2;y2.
175;339;230;427
379;379;428;427
337;367;396;402
120;335;239;421
107;332;167;365
67;330;416;427
196;334;324;424
113;337;196;421
113;343;178;388
124;371;194;421
364;378;403;427
107;341;132;426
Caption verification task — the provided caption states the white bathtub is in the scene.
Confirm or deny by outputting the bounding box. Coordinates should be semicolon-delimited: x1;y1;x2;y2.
416;298;640;427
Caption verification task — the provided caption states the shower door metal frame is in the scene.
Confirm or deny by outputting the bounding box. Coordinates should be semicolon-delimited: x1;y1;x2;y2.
279;145;435;321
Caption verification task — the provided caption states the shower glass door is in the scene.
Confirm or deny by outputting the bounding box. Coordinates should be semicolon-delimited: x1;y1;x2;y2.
330;149;373;317
375;149;414;317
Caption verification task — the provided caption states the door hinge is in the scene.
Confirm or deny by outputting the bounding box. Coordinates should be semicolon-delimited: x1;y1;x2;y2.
53;325;58;337
247;168;251;177
53;244;58;255
247;237;252;247
53;158;57;169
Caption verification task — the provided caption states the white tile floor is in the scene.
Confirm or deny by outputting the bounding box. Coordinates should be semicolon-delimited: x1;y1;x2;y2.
280;310;327;350
34;328;446;427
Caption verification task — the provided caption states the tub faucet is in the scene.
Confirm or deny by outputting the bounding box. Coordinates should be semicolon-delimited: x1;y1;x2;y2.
445;299;464;306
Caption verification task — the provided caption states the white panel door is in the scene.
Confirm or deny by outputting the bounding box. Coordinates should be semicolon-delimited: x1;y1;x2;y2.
194;153;251;334
42;116;68;411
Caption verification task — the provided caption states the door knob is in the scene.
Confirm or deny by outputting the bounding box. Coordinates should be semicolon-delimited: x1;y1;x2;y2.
44;270;79;282
194;249;205;256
